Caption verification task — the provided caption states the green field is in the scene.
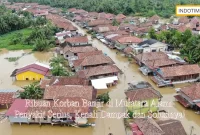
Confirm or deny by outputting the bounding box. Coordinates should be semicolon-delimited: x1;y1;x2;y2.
0;28;33;50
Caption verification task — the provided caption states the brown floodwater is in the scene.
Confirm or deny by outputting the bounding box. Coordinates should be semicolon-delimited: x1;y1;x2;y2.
0;20;200;135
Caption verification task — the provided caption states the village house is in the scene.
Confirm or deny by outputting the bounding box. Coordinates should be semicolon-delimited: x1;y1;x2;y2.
43;85;96;100
33;10;48;17
92;25;118;33
174;83;200;111
77;50;103;59
72;54;114;71
151;64;200;87
132;39;169;55
87;19;112;28
10;62;50;81
77;65;120;80
178;17;190;25
115;36;142;50
6;98;91;125
64;36;91;47
134;52;185;75
125;81;162;114
148;15;160;24
62;46;97;62
132;118;187;135
0;89;17;109
40;76;89;89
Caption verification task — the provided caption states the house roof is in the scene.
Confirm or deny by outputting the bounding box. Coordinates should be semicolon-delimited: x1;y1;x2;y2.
40;79;51;89
77;50;103;59
115;14;126;20
158;64;200;78
148;15;160;22
180;83;200;100
135;52;168;62
64;46;97;54
117;36;142;44
157;119;187;135
144;59;178;69
65;36;88;44
48;77;89;86
177;25;191;33
0;92;15;104
178;17;189;24
124;47;133;54
73;54;114;67
125;88;160;101
134;118;165;135
68;8;76;12
88;20;112;27
138;39;158;46
6;99;28;116
94;25;118;33
14;63;50;76
77;65;120;79
43;85;94;100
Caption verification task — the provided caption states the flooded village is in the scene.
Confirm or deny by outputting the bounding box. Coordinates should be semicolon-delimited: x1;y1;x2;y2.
0;2;200;135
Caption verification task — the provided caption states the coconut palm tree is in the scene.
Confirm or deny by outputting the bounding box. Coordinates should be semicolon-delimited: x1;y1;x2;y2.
20;83;43;99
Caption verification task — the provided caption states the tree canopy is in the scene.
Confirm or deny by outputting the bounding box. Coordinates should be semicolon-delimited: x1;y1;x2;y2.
8;0;200;17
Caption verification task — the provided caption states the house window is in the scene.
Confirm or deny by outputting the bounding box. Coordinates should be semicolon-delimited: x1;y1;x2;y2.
152;49;156;52
142;101;147;107
33;78;35;80
26;78;29;80
66;55;69;57
44;116;47;120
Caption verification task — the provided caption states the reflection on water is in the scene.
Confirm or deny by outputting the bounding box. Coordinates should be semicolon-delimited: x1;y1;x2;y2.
0;21;200;135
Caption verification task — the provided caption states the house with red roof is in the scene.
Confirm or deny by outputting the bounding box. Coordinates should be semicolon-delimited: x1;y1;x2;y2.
115;36;142;50
64;36;91;47
174;83;200;110
10;62;50;81
72;54;114;72
151;64;200;87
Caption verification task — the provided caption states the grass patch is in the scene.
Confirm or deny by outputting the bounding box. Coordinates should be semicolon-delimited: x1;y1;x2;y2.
0;28;33;50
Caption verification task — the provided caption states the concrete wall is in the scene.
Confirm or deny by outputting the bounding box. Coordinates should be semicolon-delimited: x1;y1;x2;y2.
16;71;44;81
9;116;28;123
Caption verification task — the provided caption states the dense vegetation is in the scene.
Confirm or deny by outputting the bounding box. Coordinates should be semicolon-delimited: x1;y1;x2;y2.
8;0;200;17
20;82;43;99
0;5;57;51
149;28;200;64
50;56;74;76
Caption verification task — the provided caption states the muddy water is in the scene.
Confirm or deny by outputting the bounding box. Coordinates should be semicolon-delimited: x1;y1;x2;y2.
69;21;200;135
0;49;53;89
0;21;200;135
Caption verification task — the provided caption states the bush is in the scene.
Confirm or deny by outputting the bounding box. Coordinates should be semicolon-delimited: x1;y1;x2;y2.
128;110;133;118
97;92;110;104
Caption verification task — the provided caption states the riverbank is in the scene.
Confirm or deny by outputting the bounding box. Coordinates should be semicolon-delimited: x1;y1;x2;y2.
0;28;33;50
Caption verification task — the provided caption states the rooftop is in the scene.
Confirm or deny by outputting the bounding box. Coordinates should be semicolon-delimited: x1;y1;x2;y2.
180;83;200;100
77;65;120;79
73;54;114;67
43;85;94;100
158;64;200;78
65;36;88;44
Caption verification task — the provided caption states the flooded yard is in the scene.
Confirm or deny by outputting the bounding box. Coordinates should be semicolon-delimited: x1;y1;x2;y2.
0;21;200;135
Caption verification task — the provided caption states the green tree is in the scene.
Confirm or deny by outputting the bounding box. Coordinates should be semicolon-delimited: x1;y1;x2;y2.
182;29;192;43
50;56;66;67
97;92;110;104
148;28;157;39
20;83;43;99
33;39;51;51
